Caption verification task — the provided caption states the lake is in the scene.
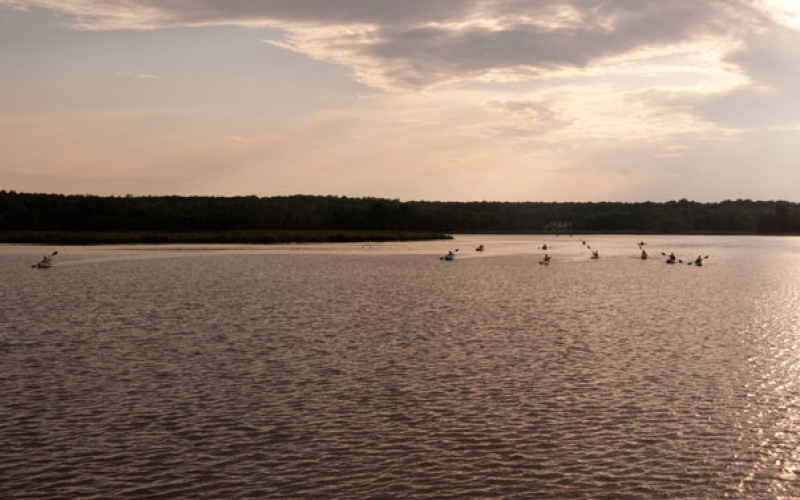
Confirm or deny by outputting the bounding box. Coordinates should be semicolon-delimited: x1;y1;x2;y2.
3;234;800;498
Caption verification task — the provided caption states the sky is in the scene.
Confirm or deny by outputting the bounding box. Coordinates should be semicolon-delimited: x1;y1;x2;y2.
1;1;799;202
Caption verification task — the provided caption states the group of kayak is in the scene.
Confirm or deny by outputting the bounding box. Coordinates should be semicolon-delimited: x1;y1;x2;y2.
441;243;486;260
639;243;705;265
544;241;705;266
542;240;599;264
442;241;707;266
541;249;598;264
664;252;705;266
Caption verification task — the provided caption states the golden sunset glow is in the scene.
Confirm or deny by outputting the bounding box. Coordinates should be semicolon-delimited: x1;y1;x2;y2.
1;0;799;201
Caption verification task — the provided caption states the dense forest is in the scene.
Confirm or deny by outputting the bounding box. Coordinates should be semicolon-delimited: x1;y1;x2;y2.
1;191;800;237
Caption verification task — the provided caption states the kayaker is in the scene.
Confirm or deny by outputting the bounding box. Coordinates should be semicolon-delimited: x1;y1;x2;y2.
641;249;648;259
544;254;551;262
695;255;703;265
668;252;676;262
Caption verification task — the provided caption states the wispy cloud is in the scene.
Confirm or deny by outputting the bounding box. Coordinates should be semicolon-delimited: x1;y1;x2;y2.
115;70;159;80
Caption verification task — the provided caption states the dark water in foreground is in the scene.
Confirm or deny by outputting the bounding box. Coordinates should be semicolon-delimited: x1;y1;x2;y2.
3;235;800;498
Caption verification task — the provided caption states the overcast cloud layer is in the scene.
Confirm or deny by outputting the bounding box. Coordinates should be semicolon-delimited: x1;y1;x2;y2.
1;0;799;201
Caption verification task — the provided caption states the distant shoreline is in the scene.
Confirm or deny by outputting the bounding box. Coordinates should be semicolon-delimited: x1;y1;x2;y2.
0;230;452;245
3;192;799;235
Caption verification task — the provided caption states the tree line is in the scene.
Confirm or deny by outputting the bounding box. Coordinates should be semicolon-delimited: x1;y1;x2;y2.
1;191;799;234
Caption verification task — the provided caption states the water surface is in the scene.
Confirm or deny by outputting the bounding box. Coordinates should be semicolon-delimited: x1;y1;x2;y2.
3;235;800;498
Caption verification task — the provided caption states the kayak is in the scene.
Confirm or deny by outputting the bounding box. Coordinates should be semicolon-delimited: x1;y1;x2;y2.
33;251;57;268
539;260;550;265
666;259;676;264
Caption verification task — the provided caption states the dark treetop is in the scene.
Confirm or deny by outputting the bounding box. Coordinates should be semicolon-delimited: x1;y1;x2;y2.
1;192;799;238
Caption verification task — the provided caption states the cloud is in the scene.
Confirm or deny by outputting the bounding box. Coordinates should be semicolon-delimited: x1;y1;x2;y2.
0;0;476;31
4;0;800;202
116;70;159;79
694;22;800;128
0;0;772;90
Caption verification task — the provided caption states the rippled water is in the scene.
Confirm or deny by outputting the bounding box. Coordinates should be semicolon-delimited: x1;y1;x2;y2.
3;235;800;498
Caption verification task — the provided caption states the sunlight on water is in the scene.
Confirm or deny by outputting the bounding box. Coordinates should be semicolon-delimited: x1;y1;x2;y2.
736;259;800;496
2;235;800;498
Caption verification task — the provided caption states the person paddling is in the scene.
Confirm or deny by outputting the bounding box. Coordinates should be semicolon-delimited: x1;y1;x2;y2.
35;255;52;268
695;255;703;266
544;253;551;262
641;249;648;259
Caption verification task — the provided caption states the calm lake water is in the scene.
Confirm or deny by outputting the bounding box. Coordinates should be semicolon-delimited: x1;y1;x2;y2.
3;234;800;498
